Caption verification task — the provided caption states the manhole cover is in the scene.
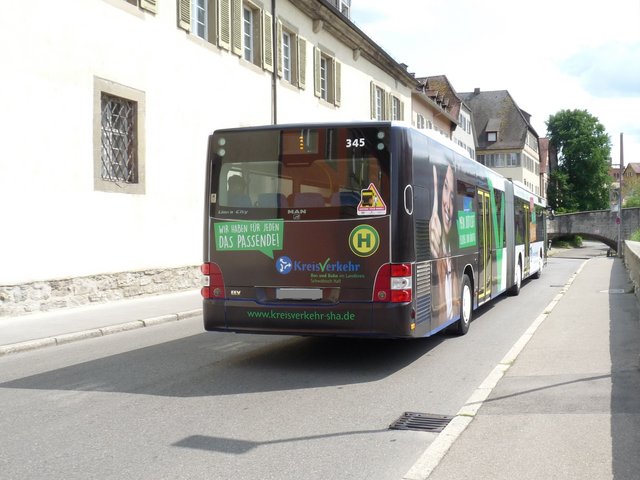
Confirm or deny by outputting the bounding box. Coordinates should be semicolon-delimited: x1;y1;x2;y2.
389;412;454;433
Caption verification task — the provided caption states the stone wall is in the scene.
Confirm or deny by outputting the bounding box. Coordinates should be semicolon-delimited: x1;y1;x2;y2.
0;266;200;317
624;241;640;305
548;207;640;250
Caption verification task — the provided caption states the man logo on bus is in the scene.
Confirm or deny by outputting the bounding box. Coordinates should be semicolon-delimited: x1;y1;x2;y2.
349;225;380;257
276;256;293;274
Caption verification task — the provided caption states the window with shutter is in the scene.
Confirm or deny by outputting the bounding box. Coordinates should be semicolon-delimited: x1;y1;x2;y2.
278;21;302;86
231;0;242;56
391;95;403;121
370;82;376;119
297;37;306;89
218;0;231;50
281;29;290;80
370;84;386;120
242;6;254;62
384;92;391;120
140;0;157;13
178;0;191;31
313;47;322;98
333;60;341;106
192;0;207;39
371;82;390;121
262;11;273;72
319;56;328;100
277;20;284;77
314;47;339;105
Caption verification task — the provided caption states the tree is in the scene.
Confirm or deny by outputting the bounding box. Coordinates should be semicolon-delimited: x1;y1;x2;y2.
547;169;575;213
546;109;611;212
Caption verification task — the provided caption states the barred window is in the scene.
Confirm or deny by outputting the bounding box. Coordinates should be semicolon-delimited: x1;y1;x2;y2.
94;77;145;194
101;93;138;184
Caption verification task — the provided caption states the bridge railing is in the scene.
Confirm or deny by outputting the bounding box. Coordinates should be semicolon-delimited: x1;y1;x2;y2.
547;207;640;251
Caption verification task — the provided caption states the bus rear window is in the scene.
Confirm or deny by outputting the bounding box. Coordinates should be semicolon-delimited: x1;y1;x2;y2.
211;126;391;219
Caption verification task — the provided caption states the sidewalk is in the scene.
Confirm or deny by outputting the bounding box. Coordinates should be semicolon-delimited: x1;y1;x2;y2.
409;254;640;480
0;289;202;356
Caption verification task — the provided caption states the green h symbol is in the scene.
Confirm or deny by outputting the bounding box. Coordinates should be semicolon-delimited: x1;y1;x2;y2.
357;232;371;249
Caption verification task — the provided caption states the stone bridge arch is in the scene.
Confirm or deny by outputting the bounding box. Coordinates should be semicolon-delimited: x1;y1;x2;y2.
547;207;640;251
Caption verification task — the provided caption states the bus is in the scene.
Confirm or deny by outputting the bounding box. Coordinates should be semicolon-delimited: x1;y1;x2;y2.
201;122;546;338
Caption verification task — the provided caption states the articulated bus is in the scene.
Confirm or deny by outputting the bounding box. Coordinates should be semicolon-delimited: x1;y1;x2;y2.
201;122;546;338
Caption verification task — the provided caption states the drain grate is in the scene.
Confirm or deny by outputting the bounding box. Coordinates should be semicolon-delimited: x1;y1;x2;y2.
389;412;454;433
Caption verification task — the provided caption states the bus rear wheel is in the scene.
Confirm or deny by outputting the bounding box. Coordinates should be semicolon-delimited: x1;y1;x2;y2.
453;275;472;336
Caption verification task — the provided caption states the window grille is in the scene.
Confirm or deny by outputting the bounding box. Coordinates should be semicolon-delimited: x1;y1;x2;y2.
101;93;137;184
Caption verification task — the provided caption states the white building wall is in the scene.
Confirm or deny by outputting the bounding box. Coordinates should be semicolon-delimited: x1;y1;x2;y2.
452;106;475;159
412;101;451;138
522;142;542;195
275;2;411;123
0;0;412;287
1;0;275;285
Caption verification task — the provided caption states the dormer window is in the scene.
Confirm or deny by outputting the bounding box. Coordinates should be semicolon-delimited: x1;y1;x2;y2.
340;0;351;18
485;118;500;143
328;0;351;18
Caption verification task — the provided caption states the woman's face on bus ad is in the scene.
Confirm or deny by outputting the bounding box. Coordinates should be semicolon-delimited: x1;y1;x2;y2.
442;165;454;235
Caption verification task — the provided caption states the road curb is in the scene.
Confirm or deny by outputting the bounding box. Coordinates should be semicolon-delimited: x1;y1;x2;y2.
402;260;589;480
0;309;203;357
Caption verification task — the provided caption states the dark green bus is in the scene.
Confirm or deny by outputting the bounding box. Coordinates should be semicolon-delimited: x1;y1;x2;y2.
201;122;545;338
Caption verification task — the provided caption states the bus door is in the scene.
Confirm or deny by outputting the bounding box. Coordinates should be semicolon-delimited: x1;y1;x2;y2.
477;189;492;304
523;203;531;276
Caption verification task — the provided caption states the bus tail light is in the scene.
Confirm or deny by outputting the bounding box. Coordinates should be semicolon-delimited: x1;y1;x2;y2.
373;263;413;303
201;262;225;299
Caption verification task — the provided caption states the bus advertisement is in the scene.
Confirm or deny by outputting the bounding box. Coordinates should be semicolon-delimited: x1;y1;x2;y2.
201;122;546;338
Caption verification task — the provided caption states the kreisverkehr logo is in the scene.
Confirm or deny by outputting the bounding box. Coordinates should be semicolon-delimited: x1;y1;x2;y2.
276;256;293;274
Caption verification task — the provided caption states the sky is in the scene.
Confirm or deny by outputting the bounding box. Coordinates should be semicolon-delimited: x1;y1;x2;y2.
350;0;640;166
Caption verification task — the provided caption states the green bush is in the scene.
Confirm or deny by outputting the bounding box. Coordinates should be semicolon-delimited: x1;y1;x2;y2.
631;229;640;242
625;196;640;208
551;234;583;248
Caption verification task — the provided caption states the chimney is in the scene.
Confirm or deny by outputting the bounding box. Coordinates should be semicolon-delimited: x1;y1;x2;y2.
474;87;481;94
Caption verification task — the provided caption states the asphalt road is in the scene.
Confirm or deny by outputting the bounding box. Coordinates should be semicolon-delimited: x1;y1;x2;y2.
0;245;604;480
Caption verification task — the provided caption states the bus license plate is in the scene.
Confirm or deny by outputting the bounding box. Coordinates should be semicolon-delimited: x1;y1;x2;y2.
276;288;323;300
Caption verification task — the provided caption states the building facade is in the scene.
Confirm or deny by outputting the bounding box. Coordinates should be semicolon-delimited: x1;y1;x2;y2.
460;89;542;196
411;76;475;159
0;0;415;315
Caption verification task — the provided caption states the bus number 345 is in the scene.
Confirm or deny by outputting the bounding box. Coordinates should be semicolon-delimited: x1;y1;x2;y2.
346;138;365;148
